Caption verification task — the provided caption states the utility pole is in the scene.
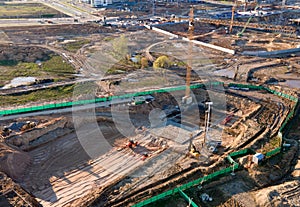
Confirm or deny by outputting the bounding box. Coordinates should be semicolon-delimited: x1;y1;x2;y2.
204;102;213;144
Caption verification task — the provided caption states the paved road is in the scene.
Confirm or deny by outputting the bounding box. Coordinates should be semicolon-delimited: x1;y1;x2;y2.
42;0;97;20
0;0;99;27
0;18;78;27
0;96;133;121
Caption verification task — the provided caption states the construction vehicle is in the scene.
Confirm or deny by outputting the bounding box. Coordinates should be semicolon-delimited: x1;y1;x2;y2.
141;152;149;161
126;140;138;149
46;20;54;24
1;126;11;137
189;144;200;158
130;96;146;106
129;95;155;106
21;121;36;131
221;113;234;125
208;141;221;154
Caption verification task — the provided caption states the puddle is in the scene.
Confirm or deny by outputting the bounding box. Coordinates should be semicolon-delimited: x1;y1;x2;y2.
73;74;85;77
284;79;300;89
2;77;36;89
213;69;234;79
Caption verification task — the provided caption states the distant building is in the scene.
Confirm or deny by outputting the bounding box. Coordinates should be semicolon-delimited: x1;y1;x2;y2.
91;0;122;7
91;0;111;7
80;0;91;4
237;0;256;2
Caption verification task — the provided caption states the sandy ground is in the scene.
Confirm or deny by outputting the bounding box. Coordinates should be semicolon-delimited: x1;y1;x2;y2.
0;16;299;207
19;119;167;207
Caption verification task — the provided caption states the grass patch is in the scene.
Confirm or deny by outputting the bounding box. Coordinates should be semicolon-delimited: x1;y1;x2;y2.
0;3;67;19
260;135;282;154
103;36;115;42
0;85;75;106
8;62;41;77
106;58;140;74
63;39;91;53
120;76;166;90
42;55;75;74
0;55;75;86
0;81;98;107
73;81;98;97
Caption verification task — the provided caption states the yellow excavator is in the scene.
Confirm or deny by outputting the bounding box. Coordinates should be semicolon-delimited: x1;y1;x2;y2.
188;133;200;158
189;144;200;158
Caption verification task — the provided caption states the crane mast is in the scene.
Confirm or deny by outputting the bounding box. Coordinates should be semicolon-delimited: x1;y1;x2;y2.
183;6;194;104
229;1;236;33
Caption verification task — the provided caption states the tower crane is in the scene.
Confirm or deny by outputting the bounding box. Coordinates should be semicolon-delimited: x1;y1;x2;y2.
182;6;194;105
237;4;259;37
229;0;258;34
229;0;237;34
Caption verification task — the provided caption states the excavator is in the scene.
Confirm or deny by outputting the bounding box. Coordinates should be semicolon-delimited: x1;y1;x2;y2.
189;144;200;158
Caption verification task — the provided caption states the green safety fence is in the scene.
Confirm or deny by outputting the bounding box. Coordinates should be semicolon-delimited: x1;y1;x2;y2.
133;160;239;207
178;189;198;207
229;148;255;159
0;82;298;206
265;147;281;158
133;188;181;207
133;83;299;207
0;83;218;116
228;83;264;90
0;81;296;206
0;82;227;116
279;101;298;132
227;155;236;164
229;83;298;133
1;82;297;117
264;88;298;102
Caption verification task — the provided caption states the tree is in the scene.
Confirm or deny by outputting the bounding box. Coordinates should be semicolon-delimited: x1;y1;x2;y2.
153;55;171;85
153;55;170;71
140;57;149;69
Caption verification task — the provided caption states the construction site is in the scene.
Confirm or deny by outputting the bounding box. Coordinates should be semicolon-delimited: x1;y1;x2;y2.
0;0;300;207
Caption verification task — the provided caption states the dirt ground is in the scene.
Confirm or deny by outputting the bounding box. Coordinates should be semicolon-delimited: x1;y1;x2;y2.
0;3;68;19
0;10;299;207
0;23;117;44
0;80;296;207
